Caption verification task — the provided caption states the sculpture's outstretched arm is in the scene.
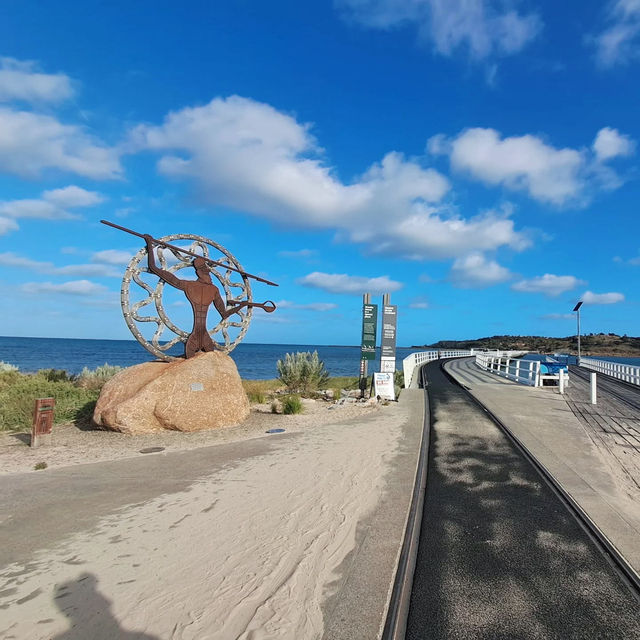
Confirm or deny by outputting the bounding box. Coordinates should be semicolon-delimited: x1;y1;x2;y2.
217;300;276;319
144;235;185;290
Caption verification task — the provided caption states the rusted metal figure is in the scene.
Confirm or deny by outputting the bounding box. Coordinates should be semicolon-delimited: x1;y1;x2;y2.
102;220;276;359
143;234;275;358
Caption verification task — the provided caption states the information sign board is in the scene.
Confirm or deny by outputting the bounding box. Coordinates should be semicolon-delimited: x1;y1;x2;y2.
381;304;397;370
360;303;378;361
373;372;395;401
380;357;396;373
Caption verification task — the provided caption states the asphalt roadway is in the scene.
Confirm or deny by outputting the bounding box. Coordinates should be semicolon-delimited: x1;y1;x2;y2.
406;359;640;640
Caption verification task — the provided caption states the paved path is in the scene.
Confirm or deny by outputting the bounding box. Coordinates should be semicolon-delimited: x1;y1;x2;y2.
0;394;424;640
446;357;640;576
407;359;640;640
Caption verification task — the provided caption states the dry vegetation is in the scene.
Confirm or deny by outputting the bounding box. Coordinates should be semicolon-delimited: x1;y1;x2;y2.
424;333;640;356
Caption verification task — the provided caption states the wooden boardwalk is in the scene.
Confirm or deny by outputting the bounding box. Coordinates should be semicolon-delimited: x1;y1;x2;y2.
566;366;640;494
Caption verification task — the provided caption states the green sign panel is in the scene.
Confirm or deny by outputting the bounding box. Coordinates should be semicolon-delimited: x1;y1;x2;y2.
361;303;378;360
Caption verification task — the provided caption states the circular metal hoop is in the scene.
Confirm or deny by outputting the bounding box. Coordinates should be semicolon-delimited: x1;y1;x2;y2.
121;234;253;360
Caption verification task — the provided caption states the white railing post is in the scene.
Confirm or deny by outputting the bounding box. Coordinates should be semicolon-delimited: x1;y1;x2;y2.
559;370;565;394
591;372;597;404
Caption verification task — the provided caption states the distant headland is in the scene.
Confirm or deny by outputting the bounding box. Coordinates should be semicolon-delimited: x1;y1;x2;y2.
413;334;640;357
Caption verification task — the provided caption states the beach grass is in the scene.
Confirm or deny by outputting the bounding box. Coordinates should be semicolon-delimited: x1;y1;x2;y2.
242;375;361;405
0;367;367;432
0;365;121;432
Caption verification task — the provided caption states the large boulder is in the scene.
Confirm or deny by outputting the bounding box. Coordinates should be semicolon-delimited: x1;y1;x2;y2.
93;351;249;434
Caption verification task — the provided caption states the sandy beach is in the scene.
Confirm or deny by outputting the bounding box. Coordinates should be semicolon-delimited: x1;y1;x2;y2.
0;397;418;639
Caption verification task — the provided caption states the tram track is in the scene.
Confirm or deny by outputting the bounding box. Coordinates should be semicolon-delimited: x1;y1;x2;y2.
569;364;640;413
384;358;640;640
440;360;640;599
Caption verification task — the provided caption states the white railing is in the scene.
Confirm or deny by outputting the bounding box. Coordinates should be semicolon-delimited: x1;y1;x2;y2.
475;353;540;387
580;357;640;387
403;350;474;388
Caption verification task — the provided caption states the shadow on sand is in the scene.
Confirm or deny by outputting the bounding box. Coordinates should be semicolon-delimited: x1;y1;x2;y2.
52;573;159;639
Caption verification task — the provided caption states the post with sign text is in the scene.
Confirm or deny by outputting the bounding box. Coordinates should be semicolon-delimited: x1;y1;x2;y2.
359;294;378;397
380;293;397;374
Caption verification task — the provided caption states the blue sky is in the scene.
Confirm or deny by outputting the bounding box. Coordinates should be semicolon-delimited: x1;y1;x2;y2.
0;0;638;347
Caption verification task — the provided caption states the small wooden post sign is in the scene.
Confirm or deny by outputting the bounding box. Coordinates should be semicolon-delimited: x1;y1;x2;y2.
31;397;55;448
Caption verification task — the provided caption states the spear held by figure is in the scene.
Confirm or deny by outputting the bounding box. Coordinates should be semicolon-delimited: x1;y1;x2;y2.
101;220;276;359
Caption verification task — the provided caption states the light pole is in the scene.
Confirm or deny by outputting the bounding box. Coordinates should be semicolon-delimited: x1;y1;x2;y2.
573;301;583;364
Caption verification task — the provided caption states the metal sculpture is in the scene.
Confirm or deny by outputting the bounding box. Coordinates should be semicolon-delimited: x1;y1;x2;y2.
101;220;277;360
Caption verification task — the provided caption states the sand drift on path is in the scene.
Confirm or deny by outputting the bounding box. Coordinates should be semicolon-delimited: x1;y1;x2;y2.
0;409;403;639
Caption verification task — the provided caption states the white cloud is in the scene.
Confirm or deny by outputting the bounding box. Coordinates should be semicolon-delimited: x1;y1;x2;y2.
298;272;403;295
409;297;429;309
441;127;584;205
592;0;640;67
21;279;108;296
336;0;541;61
433;126;633;205
302;302;338;311
592;127;636;161
582;290;625;304
43;185;104;208
511;274;585;297
91;249;133;265
276;299;338;311
0;252;119;277
542;313;574;320
278;248;318;259
0;199;77;220
0;108;121;179
0;186;104;234
54;264;120;278
0;216;19;236
0;57;74;104
449;253;511;289
131;96;528;260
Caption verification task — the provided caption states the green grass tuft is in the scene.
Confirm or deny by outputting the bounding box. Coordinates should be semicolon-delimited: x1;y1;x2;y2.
281;394;303;415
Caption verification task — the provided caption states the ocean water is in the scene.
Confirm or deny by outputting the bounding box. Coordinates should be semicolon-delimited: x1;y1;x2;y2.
0;336;418;380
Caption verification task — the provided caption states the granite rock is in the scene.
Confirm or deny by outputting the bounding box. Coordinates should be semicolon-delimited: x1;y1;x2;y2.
93;351;249;434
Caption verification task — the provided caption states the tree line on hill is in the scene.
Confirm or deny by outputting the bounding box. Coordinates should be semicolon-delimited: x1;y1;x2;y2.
415;333;640;356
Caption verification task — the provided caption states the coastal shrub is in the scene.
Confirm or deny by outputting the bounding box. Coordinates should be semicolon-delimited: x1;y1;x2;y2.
0;375;100;432
0;370;22;392
281;394;303;415
76;364;122;390
394;370;404;400
39;368;73;383
276;351;330;394
0;361;18;373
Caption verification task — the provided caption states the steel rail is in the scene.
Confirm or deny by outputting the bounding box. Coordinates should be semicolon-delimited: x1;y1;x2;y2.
570;365;640;413
441;358;640;602
381;367;432;640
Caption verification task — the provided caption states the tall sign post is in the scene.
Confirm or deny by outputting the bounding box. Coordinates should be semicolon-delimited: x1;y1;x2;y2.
380;293;397;374
359;293;378;397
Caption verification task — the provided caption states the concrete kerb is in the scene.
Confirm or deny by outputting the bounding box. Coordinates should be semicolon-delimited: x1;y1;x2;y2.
321;389;425;640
